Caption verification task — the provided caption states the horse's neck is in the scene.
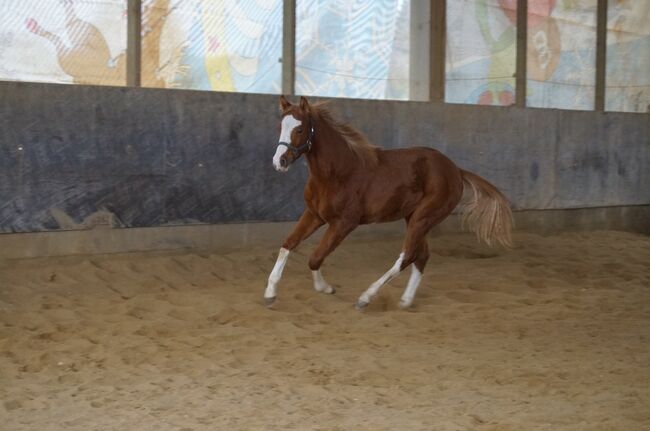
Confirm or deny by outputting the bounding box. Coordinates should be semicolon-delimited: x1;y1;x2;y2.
306;121;357;180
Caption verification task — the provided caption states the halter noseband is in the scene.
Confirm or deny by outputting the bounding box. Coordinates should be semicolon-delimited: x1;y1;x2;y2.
278;117;315;161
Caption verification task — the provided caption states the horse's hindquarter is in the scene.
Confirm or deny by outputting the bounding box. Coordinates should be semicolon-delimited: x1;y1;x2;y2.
359;147;464;224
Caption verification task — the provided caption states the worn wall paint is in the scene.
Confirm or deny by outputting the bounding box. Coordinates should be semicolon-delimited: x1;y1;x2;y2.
0;81;648;233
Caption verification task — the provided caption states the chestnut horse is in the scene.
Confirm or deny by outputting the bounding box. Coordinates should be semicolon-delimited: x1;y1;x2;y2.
265;96;513;310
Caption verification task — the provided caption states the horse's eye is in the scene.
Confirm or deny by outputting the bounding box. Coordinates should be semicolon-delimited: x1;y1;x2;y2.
297;127;303;133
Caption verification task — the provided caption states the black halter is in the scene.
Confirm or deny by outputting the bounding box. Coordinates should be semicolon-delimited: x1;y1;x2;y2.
278;117;315;160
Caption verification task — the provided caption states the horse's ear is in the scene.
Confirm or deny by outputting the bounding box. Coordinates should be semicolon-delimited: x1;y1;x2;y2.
299;96;310;111
279;95;291;112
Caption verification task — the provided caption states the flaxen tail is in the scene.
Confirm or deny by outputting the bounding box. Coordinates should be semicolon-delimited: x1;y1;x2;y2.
459;170;514;248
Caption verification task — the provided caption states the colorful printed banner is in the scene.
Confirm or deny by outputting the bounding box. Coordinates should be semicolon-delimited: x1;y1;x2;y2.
446;0;517;106
0;0;127;86
526;0;597;110
1;0;647;111
141;0;282;93
295;0;410;100
605;0;650;113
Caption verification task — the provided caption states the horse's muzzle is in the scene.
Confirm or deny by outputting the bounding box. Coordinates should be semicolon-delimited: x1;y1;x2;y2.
276;141;297;171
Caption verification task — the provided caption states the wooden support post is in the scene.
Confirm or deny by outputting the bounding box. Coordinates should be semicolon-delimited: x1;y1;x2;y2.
515;0;527;107
282;0;296;95
409;1;431;101
595;0;608;111
127;0;141;87
430;0;446;102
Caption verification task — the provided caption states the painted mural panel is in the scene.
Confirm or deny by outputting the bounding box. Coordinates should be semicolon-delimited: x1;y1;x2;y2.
295;0;410;100
445;0;517;106
605;0;650;113
526;0;597;110
0;0;127;86
141;0;282;93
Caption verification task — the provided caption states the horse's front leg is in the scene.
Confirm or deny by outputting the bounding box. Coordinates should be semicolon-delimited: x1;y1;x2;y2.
307;220;357;296
264;210;324;305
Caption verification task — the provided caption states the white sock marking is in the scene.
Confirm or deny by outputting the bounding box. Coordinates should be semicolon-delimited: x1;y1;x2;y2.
312;270;334;293
358;252;405;304
400;266;422;308
265;247;290;299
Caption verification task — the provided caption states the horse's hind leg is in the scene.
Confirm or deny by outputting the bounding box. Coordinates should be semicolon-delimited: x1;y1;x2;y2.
356;202;447;310
396;199;458;308
355;252;406;310
354;236;428;310
399;240;429;309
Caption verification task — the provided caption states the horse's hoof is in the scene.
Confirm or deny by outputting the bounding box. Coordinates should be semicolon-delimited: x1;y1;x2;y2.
264;296;277;307
325;286;336;295
354;300;369;311
398;299;413;309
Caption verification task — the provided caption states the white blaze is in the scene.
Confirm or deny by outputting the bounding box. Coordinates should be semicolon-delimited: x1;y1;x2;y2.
273;115;302;171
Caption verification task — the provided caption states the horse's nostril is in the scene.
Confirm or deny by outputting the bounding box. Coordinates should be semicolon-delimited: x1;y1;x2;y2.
280;157;288;168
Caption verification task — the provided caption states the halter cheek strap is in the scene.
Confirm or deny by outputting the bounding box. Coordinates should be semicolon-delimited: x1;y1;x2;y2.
278;118;315;160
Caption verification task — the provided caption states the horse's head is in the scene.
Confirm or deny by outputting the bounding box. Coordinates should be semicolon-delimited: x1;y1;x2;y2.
273;95;314;172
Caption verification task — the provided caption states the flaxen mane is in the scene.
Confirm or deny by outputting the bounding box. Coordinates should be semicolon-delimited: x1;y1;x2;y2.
311;103;379;166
